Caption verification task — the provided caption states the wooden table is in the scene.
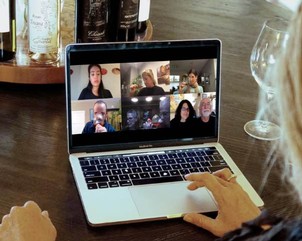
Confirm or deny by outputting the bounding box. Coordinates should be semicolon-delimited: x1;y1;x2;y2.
0;1;299;240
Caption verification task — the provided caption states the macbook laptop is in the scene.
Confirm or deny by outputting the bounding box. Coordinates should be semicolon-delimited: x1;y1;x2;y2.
65;39;264;226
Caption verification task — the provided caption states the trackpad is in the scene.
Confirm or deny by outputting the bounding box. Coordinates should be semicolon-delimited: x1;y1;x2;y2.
129;182;217;218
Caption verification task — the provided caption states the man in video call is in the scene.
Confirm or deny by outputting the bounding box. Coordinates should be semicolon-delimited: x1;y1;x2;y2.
195;97;216;136
125;109;140;130
158;97;170;128
82;100;115;134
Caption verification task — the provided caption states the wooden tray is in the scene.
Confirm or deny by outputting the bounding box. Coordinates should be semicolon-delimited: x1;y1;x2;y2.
0;0;153;84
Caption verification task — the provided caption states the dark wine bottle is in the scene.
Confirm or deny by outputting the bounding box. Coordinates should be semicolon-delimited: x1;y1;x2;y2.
137;0;150;34
0;0;16;61
116;0;139;41
75;0;109;43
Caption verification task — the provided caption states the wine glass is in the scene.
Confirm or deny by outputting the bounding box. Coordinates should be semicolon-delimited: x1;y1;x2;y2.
244;17;289;140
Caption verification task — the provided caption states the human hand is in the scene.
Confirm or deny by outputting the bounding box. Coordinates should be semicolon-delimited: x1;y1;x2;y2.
183;168;261;237
95;124;107;133
0;201;57;241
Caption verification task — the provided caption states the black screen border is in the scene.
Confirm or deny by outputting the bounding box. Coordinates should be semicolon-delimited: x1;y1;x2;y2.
65;39;221;153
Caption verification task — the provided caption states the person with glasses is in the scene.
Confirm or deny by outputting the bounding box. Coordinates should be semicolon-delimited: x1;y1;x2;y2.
170;99;196;129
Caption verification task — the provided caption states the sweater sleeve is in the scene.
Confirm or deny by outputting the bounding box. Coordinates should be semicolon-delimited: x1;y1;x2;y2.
217;210;302;241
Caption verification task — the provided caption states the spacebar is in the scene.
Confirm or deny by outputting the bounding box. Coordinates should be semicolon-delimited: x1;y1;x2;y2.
132;176;183;185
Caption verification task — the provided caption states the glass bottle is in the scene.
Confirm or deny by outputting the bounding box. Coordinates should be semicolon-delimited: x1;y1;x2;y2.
28;0;61;64
0;0;16;61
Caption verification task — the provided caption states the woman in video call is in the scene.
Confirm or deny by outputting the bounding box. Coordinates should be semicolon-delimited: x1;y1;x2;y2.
78;64;113;100
2;1;302;240
137;69;165;96
179;69;203;94
170;99;196;129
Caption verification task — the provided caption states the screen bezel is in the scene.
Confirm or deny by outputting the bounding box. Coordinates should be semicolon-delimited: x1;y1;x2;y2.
65;39;221;153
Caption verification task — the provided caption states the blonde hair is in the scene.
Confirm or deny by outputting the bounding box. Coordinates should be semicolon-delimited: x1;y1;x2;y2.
142;69;157;86
258;4;302;203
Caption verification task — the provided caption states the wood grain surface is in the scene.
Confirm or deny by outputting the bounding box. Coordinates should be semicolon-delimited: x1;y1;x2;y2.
0;1;300;241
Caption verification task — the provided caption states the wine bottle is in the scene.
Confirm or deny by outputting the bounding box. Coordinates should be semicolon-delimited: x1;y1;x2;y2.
137;0;150;34
75;0;109;43
116;0;139;41
28;0;61;64
0;0;16;62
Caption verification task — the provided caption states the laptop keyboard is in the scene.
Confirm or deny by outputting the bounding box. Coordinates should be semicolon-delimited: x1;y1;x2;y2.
79;147;230;190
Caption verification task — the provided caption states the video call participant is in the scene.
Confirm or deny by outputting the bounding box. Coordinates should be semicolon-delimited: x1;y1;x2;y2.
82;100;115;133
124;109;140;130
78;64;113;100
195;97;215;136
158;97;170;128
179;69;204;94
170;99;196;129
137;69;166;96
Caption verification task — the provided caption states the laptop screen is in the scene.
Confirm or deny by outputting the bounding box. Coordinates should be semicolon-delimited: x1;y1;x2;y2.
65;39;221;153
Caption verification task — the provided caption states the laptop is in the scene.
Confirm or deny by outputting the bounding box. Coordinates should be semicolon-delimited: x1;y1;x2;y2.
65;39;264;227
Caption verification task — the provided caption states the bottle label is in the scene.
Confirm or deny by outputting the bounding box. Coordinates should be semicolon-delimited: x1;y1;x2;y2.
119;0;139;29
82;0;108;42
138;0;150;22
28;0;59;53
0;0;10;33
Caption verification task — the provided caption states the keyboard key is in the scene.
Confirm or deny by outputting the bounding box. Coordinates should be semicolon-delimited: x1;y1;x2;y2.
109;176;119;181
208;166;229;173
82;165;97;172
171;164;181;170
210;161;223;166
141;167;152;172
119;174;130;180
129;174;140;179
97;164;107;171
122;168;132;174
139;156;149;161
152;166;162;172
99;159;110;164
119;180;132;187
127;163;137;168
107;164;117;169
162;165;172;171
86;176;109;183
132;167;142;173
137;161;147;167
120;157;130;163
132;176;183;185
150;172;160;178
112;169;122;175
80;160;89;166
166;159;176;164
108;181;119;188
170;170;180;176
139;173;150;179
160;171;171;177
156;160;167;165
98;182;109;188
83;171;101;178
101;170;111;176
117;163;127;169
87;183;98;189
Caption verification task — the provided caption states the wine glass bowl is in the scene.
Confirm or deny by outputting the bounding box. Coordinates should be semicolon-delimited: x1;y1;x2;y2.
244;17;289;141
